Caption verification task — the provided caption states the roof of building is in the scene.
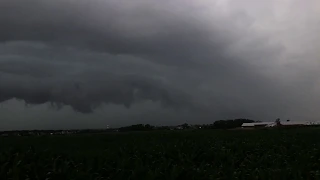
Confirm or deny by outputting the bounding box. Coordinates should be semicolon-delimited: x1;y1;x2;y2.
254;122;274;125
242;121;320;127
281;121;306;125
305;121;320;125
241;122;274;127
241;123;255;127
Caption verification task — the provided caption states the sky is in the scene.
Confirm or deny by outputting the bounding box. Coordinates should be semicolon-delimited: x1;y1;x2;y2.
0;0;319;130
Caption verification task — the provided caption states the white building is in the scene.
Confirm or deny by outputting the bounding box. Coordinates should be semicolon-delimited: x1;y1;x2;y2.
242;121;320;128
241;122;274;128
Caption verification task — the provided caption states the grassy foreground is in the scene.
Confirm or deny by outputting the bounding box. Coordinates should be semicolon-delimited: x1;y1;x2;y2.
1;128;320;180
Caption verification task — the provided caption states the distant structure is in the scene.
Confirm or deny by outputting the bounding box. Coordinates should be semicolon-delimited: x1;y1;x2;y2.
242;122;275;128
241;118;320;129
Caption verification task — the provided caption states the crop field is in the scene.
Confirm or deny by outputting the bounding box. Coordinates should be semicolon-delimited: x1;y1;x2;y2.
1;128;320;180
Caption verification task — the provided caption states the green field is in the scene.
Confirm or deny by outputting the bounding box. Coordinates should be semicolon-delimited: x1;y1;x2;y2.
1;128;320;180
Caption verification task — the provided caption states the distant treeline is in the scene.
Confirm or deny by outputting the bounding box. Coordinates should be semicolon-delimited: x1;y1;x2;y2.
118;124;155;132
205;119;258;129
118;119;258;132
0;119;258;135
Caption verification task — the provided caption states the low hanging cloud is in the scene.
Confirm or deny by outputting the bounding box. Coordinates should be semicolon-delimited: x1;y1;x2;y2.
0;72;185;113
0;0;319;123
0;45;197;113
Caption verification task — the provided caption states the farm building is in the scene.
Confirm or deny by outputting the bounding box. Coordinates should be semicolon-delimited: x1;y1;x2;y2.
241;122;274;128
242;121;320;128
281;121;305;126
304;121;320;125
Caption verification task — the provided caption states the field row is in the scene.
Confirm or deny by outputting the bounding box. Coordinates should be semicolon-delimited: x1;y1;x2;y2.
0;129;320;179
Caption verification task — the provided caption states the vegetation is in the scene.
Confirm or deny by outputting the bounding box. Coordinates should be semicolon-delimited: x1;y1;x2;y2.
209;118;257;129
1;128;320;179
118;119;257;132
0;119;258;137
118;124;155;132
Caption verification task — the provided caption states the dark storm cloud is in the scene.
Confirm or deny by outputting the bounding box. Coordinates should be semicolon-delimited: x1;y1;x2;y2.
0;0;236;67
0;0;247;114
0;0;319;125
0;69;194;113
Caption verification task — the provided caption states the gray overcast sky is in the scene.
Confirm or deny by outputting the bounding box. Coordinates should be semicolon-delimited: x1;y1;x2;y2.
0;0;319;130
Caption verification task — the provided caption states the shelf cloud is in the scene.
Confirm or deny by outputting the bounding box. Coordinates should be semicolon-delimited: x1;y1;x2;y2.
0;0;319;128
